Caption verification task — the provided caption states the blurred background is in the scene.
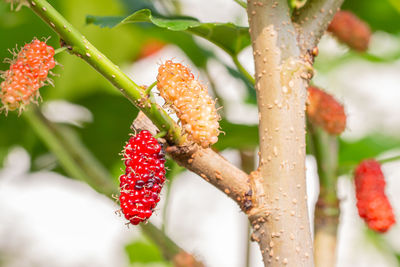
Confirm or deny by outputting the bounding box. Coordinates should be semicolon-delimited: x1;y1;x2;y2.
1;0;400;266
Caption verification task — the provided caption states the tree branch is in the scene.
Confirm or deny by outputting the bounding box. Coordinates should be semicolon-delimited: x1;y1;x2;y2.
247;0;314;266
132;112;252;211
24;107;203;266
27;0;182;144
292;0;344;54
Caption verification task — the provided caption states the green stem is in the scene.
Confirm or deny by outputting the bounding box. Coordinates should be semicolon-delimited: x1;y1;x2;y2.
161;180;173;233
145;81;158;96
28;0;182;144
379;154;400;164
24;107;101;189
308;123;338;201
308;122;340;267
54;46;67;55
232;55;255;85
161;160;184;233
141;223;180;261
203;66;225;116
239;150;254;267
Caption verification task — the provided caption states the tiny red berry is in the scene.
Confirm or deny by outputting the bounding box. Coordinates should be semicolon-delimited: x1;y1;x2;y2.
307;86;346;135
137;39;165;60
119;130;166;225
354;159;396;233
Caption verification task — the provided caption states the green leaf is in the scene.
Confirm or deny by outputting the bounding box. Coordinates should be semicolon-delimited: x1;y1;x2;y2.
338;134;400;174
125;240;163;263
122;9;201;31
146;27;213;68
76;93;138;171
214;120;259;150
86;9;251;56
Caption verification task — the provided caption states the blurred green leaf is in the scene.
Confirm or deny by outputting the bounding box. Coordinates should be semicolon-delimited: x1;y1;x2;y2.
76;93;138;171
86;9;251;56
125;240;163;263
314;50;400;74
342;0;400;34
86;16;123;28
0;110;48;169
338;134;400;174
388;0;400;13
215;120;259;150
147;27;212;68
165;158;185;182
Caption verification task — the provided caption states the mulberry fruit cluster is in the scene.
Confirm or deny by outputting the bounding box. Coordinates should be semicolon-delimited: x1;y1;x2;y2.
0;39;55;113
307;86;346;135
157;60;220;148
328;11;371;52
119;130;166;225
354;159;396;233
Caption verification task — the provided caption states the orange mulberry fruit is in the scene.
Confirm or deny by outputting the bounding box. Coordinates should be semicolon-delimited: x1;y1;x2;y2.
328;11;371;52
354;159;396;233
157;60;220;147
0;39;56;113
307;86;346;135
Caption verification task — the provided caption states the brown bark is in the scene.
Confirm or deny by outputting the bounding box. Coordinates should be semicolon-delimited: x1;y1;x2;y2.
132;112;252;211
293;0;345;54
246;0;314;266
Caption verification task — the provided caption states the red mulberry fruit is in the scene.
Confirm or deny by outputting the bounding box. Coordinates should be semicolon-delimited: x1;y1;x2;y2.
354;159;396;233
157;60;220;148
307;86;346;135
137;39;165;60
0;38;56;113
328;11;371;52
119;130;166;225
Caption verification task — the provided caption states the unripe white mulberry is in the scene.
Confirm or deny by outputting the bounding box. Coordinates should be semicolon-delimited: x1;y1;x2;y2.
157;60;220;147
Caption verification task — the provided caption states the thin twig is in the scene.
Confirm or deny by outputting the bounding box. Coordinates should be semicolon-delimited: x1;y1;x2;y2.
28;0;182;144
132;112;252;211
308;123;340;267
232;55;255;85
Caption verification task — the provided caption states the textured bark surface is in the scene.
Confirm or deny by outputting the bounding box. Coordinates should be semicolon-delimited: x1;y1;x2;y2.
246;1;314;266
293;0;345;54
